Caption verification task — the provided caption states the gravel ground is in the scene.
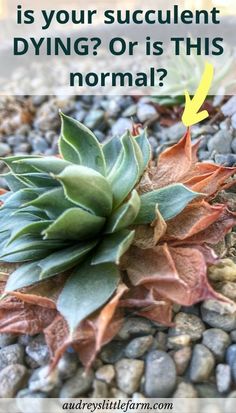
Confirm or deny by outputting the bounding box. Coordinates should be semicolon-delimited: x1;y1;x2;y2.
0;95;236;399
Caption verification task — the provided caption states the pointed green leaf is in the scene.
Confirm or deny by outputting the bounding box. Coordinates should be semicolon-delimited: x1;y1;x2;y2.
39;241;97;278
135;129;151;171
5;262;41;292
44;208;105;241
57;165;113;217
3;188;45;210
108;133;140;208
7;220;51;245
1;155;39;174
3;173;28;192
15;157;71;175
16;173;58;188
92;230;135;265
105;190;140;233
0;235;67;260
135;184;201;224
57;261;120;334
103;136;122;174
60;113;106;175
25;188;76;219
59;137;80;164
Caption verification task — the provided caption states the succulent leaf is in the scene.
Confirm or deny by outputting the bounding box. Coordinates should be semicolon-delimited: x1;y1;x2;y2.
102;136;122;174
105;190;140;233
135;184;201;224
15;157;71;175
57;261;120;334
108;132;141;207
56;165;113;217
39;242;97;279
60;113;106;176
5;262;42;291
25;188;76;219
92;229;135;265
135;129;151;170
43;208;105;241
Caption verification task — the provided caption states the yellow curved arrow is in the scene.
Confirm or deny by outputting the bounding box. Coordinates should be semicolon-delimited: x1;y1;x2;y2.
182;62;214;127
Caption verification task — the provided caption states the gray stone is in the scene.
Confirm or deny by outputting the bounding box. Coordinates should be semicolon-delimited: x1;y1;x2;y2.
17;388;47;398
167;334;191;350
154;332;167;351
95;365;115;384
29;365;61;393
219;282;236;301
0;333;16;348
100;341;124;363
221;96;236;116
226;344;236;368
216;364;231;394
173;347;192;375
165;122;186;141
0;143;10;156
0;364;28;397
117;317;154;340
137;104;157;122
111;118;132;136
125;336;153;358
215;154;236;166
84;110;105;129
25;335;50;366
230;330;236;342
115;359;144;395
173;382;198;398
57;352;78;379
92;380;109;398
168;312;205;341
201;300;236;332
202;328;231;361
144;350;177;397
207;130;232;154
32;137;49;153
0;344;24;369
189;344;215;383
59;368;94;398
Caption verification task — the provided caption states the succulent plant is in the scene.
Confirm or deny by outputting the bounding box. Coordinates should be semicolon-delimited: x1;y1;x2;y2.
0;113;235;367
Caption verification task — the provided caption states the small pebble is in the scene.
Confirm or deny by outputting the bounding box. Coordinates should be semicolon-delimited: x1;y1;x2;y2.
0;333;16;348
137;103;157;122
216;364;232;394
25;335;50;366
189;344;215;383
202;328;231;361
201;300;236;332
95;365;115;384
115;359;144;395
0;364;28;397
92;380;109;398
0;344;24;369
117;317;154;340
173;347;192;375
29;365;60;393
167;334;191;350
173;382;198;398
207;130;232;154
144;350;176;397
168;312;205;341
125;335;153;358
59;368;94;398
